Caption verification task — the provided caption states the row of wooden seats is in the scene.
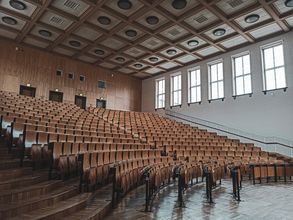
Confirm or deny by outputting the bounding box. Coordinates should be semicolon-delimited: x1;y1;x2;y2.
173;149;265;157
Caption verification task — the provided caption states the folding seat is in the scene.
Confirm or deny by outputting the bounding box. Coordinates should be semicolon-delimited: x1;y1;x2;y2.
103;143;110;151
89;152;97;186
116;151;123;161
66;129;74;135
24;130;38;153
88;143;96;152
58;134;66;142
82;152;91;185
75;135;83;143
79;143;88;153
75;129;82;136
109;151;116;163
83;136;92;143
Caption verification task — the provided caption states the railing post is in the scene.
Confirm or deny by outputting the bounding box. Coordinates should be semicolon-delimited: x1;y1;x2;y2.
110;167;117;208
145;173;150;212
178;169;183;207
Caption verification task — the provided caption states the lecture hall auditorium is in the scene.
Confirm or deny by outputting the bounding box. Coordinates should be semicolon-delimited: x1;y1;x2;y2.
0;0;293;219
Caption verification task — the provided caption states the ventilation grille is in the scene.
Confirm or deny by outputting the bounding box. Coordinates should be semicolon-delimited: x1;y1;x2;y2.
228;0;244;8
79;75;85;82
168;28;180;36
63;0;80;10
194;15;208;23
50;16;64;25
148;40;159;46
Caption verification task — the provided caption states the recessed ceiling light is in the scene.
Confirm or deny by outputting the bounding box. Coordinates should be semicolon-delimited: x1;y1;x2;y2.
172;0;187;10
38;30;52;37
146;16;159;25
245;14;260;23
187;40;199;47
285;0;293;7
94;49;105;55
166;49;177;55
97;16;111;25
134;63;143;68
149;57;159;62
9;0;26;10
2;16;17;25
117;0;132;10
125;29;137;37
213;28;226;36
115;57;125;62
69;40;81;47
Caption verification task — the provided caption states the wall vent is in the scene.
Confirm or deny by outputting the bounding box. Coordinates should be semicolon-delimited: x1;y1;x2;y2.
194;14;208;23
50;16;64;25
79;75;85;82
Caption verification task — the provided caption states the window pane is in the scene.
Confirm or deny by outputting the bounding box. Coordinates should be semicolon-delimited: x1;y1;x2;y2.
218;81;224;98
264;48;274;69
236;77;244;95
190;87;196;103
217;64;223;81
196;70;201;86
190;71;196;87
235;57;243;76
244;75;252;94
211;82;218;99
274;45;284;67
265;69;275;90
178;91;181;105
243;55;251;75
275;67;286;88
196;87;201;102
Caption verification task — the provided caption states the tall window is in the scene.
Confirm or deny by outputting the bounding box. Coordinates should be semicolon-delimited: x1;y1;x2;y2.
171;73;182;106
261;41;286;91
188;67;201;103
155;78;165;109
232;52;252;96
208;60;224;100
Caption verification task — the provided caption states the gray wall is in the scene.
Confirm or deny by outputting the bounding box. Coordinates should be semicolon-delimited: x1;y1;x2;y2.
142;31;293;142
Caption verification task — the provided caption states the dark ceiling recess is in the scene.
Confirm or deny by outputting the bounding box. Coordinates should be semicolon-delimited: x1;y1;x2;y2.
9;0;27;10
39;30;52;37
146;16;159;25
172;0;187;10
167;49;177;55
187;40;199;47
97;16;111;25
94;49;105;55
134;63;143;68
213;28;226;36
125;29;137;37
117;0;132;10
245;14;260;23
149;57;159;62
285;0;293;7
69;40;81;47
2;16;17;25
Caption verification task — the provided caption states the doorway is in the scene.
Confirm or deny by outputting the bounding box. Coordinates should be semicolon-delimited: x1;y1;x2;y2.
96;99;106;108
19;85;36;97
49;91;63;103
75;95;87;109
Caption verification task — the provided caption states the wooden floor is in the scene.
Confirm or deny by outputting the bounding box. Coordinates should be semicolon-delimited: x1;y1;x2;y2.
105;180;293;220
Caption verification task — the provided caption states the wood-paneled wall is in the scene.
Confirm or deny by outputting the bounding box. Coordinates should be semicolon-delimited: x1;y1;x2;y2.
0;38;141;111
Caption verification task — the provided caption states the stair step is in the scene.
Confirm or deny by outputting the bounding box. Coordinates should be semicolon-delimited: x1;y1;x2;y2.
8;192;91;220
0;181;80;219
0;167;32;181
0;179;63;203
0;172;47;190
0;159;31;170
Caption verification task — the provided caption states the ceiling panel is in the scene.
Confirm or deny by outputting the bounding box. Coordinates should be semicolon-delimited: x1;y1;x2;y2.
0;0;290;79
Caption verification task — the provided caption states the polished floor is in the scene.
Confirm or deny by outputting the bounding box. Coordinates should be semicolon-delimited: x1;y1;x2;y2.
105;179;293;220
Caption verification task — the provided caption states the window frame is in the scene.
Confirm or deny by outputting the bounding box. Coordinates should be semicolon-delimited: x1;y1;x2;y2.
207;59;224;101
231;51;253;97
187;66;201;104
260;40;287;92
170;72;182;107
155;77;165;109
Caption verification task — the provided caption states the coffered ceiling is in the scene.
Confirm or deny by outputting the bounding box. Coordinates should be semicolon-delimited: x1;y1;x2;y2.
0;0;292;79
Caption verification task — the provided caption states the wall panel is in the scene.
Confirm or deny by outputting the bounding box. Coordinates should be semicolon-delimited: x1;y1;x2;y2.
0;38;141;111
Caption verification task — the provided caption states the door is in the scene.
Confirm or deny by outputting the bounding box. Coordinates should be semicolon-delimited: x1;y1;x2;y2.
96;99;106;108
75;95;87;109
49;91;63;103
19;85;36;97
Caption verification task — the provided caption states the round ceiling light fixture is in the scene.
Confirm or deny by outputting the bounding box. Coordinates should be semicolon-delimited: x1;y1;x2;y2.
9;0;27;10
166;49;177;55
134;63;143;68
94;49;105;55
172;0;187;10
187;40;199;47
69;40;81;47
117;0;132;10
213;28;226;36
115;57;125;62
146;16;159;25
38;29;52;37
285;0;293;7
2;16;17;25
125;29;137;37
245;14;260;23
97;16;111;25
149;57;159;62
